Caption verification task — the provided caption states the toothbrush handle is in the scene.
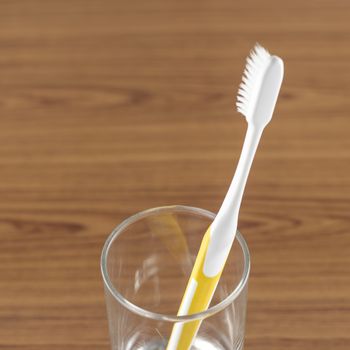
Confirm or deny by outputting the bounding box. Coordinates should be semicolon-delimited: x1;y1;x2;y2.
167;126;264;349
166;227;222;350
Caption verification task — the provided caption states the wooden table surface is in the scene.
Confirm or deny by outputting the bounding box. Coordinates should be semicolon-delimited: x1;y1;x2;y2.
1;1;349;349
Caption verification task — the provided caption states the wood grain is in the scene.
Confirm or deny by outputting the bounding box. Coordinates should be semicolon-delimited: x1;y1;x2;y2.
0;0;349;349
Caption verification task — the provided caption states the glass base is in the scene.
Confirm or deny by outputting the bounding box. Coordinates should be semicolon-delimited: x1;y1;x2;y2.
130;336;244;350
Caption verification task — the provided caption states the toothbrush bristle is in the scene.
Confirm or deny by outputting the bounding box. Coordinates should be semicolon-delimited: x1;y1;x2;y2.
236;43;271;120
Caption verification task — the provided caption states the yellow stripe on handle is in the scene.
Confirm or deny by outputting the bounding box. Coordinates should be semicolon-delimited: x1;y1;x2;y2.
167;227;223;350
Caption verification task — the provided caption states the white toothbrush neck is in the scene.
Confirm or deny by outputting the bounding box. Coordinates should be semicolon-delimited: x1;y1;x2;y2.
215;124;263;229
203;123;263;277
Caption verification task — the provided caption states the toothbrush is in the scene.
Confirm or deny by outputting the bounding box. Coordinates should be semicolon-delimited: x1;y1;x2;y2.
166;44;284;350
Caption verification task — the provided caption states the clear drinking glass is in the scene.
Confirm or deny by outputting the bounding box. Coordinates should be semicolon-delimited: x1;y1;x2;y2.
101;206;250;350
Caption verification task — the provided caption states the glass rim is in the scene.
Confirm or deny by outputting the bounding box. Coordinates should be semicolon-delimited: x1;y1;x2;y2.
100;205;250;322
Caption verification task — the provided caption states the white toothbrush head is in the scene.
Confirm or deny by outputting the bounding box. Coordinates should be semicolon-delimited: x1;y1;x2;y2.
236;44;284;128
